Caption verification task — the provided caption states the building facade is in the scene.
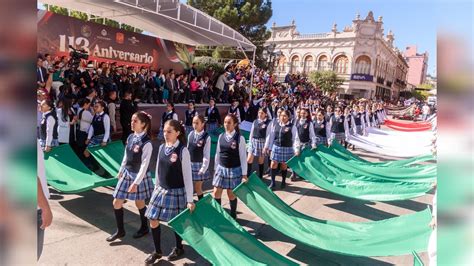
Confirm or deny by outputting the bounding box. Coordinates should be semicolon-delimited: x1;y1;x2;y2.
267;11;409;100
403;45;429;87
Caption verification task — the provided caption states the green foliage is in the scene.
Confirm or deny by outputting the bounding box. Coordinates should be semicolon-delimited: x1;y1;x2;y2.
417;83;433;90
43;4;143;33
308;70;344;94
187;0;272;65
413;90;429;101
174;43;195;69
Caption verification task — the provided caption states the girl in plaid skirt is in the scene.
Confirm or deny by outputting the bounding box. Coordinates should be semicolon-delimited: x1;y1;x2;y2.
107;112;154;243
291;108;317;181
83;100;111;168
264;110;300;190
344;107;355;150
328;106;349;146
205;98;221;134
313;110;328;147
184;102;197;136
157;103;178;142
213;114;248;219
247;107;270;179
187;114;211;201
145;120;195;264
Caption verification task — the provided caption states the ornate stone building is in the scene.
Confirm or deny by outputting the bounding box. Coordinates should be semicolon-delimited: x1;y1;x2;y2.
267;11;409;100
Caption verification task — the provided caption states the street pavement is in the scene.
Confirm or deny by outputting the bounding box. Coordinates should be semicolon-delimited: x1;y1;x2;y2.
39;126;434;266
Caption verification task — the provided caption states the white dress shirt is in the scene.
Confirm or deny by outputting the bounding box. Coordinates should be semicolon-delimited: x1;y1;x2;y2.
214;130;248;175
42;110;56;146
118;132;153;185
79;108;93;132
155;140;194;203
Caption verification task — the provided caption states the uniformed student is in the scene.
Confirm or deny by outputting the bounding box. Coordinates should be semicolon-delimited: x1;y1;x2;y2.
106;112;155;242
76;98;93;156
187;115;211;201
205;98;221;133
144;120;195;264
184;101;198;136
212;114;248;219
328;106;349;146
158;102;178;141
228;99;241;123
313;110;328;146
324;105;334;123
344;106;355;150
264;110;299;190
247;107;270;178
84;100;110;158
351;105;366;136
39;99;59;152
291;108;316;180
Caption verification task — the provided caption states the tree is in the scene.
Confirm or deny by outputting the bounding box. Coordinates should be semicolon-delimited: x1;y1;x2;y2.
187;0;272;67
43;4;143;33
308;70;344;94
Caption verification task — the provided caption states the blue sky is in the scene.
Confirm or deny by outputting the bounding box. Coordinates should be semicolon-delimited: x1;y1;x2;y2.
266;0;440;76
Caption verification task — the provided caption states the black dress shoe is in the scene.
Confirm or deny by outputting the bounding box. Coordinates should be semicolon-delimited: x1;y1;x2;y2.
280;182;286;189
132;227;149;239
145;252;162;264
167;247;184;261
106;231;125;242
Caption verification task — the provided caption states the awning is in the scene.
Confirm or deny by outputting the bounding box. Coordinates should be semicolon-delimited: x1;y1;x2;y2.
39;0;255;50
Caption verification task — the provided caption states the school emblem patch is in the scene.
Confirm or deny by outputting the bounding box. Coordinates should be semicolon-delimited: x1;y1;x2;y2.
321;124;324;128
261;124;266;129
303;124;308;129
230;141;237;149
197;140;203;147
170;153;178;162
284;127;290;132
133;144;140;153
338;119;343;123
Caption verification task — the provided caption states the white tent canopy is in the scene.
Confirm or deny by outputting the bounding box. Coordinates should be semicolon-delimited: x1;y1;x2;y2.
40;0;256;50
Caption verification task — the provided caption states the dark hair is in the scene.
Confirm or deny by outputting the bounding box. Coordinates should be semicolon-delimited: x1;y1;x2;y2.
167;102;175;112
194;114;206;124
279;109;291;118
224;114;240;135
299;108;311;122
42;99;54;110
258;107;268;115
78;98;91;107
164;119;186;145
59;98;72;122
134;111;153;139
95;100;106;109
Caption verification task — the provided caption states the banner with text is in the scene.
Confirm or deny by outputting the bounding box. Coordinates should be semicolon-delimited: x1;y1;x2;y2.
37;10;194;71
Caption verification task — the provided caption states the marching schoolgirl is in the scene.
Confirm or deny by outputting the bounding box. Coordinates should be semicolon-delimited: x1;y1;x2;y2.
313;110;328;146
56;98;76;145
107;112;155;242
328;106;349;146
291;107;316;181
344;106;355;149
351;105;366;136
228;99;241;123
158;103;178;142
264;110;300;190
76;98;92;156
205;98;221;133
187;114;211;201
371;105;380;128
39;99;59;152
144;120;195;264
212;114;248;219
247;107;271;178
324;105;334;123
84;100;110;156
184;101;198;135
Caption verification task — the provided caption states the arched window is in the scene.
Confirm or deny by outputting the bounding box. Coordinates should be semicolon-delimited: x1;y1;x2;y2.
303;55;314;74
277;56;287;72
355;55;371;75
333;55;349;74
317;55;328;71
290;55;300;74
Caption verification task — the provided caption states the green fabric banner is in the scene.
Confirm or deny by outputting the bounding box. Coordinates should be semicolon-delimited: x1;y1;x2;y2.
88;141;125;177
329;141;435;167
412;251;425;266
234;174;432;257
169;194;298;266
44;144;118;193
316;145;436;182
287;149;434;201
